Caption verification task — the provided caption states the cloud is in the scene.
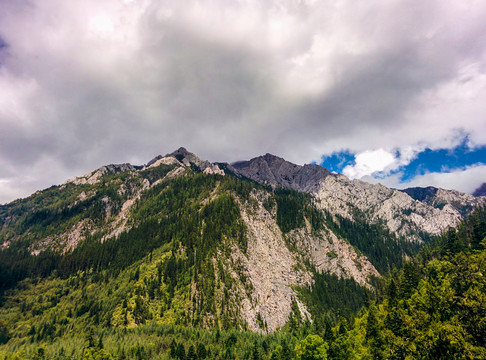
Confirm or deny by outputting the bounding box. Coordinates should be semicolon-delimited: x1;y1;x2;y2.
343;149;395;179
365;164;486;194
1;0;486;202
342;146;423;179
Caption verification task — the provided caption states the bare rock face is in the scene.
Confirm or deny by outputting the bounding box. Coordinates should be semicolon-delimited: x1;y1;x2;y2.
401;186;484;216
228;153;483;243
314;175;484;241
233;189;378;332
289;226;379;286
65;163;136;185
231;154;330;192
147;147;225;175
236;194;311;332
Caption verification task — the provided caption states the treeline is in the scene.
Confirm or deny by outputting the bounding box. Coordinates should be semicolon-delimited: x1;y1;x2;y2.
0;323;307;360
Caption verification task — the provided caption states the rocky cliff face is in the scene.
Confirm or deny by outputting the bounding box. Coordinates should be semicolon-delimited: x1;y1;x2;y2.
228;156;484;243
401;186;483;217
148;147;224;175
231;189;377;332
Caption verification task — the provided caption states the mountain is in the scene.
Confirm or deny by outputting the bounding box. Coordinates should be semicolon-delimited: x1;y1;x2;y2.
231;153;330;192
473;182;486;196
0;148;484;358
231;154;484;243
0;148;377;332
401;186;482;217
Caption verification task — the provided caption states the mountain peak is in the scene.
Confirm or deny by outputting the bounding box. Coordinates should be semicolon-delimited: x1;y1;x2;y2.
231;153;330;192
146;147;199;167
169;146;192;157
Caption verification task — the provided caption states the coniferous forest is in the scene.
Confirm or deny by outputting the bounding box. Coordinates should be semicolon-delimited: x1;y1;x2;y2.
0;165;485;359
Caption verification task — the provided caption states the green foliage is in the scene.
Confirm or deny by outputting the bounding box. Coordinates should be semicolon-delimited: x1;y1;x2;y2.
0;170;147;291
295;334;328;360
273;188;327;235
298;272;373;332
0;320;9;345
325;206;486;359
275;188;307;232
0;172;249;298
0;323;298;360
139;164;175;184
0;171;262;358
326;251;337;259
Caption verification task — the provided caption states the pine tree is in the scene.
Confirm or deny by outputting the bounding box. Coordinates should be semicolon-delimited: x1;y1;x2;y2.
187;344;197;360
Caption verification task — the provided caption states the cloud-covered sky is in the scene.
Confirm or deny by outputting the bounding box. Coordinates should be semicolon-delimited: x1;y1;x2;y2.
1;0;486;203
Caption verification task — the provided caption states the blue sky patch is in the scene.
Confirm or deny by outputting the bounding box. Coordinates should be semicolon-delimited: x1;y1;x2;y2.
320;140;486;181
320;151;355;173
400;143;486;181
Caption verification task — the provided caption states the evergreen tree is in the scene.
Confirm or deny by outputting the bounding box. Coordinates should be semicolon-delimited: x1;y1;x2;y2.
196;342;207;359
187;344;197;360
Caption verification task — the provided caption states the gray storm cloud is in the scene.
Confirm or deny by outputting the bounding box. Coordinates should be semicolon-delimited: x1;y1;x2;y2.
1;0;486;203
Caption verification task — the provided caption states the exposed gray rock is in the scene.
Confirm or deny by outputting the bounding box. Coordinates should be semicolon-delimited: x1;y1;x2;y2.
289;226;379;286
147;147;224;175
231;153;330;192
232;189;377;332
227;151;485;242
235;190;312;332
65;163;136;185
400;186;483;216
314;175;484;241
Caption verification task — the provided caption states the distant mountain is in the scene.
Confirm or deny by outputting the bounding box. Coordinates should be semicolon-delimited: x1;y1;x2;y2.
400;185;481;217
401;186;439;202
473;182;486;196
0;147;484;357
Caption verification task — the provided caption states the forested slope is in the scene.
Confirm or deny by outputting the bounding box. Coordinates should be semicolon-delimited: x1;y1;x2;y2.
323;205;486;359
0;162;377;359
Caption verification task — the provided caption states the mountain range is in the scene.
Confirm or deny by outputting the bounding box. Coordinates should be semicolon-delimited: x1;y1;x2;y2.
0;147;485;358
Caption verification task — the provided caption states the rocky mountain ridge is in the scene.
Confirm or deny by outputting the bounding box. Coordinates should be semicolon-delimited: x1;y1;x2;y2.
1;147;484;334
228;153;483;243
55;146;485;247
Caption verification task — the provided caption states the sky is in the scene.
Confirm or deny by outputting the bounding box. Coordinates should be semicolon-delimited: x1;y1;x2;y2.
0;0;485;203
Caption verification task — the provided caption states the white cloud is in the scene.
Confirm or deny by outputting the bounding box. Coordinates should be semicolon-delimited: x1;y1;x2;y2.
343;149;395;178
365;164;486;194
342;146;422;179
